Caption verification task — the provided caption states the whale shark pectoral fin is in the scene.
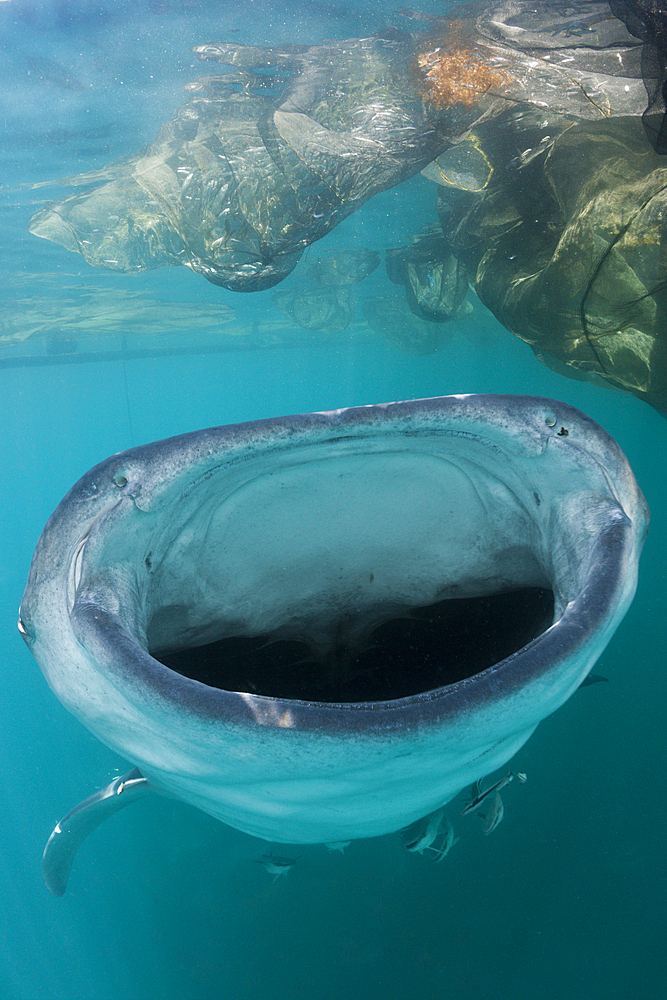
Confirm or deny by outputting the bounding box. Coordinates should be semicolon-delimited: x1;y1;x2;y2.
42;767;151;897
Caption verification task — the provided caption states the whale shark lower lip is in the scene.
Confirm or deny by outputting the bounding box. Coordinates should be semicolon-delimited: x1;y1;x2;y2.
18;395;648;894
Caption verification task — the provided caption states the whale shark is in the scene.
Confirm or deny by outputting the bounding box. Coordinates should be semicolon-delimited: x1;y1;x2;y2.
18;395;648;895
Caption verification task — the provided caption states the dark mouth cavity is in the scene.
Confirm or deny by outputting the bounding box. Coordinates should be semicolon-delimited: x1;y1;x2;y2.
155;587;554;703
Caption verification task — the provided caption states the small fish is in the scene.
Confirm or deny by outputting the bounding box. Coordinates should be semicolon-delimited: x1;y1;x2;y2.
506;135;553;171
431;817;459;862
578;673;609;689
254;851;299;881
401;808;458;861
461;772;514;816
547;12;611;38
401;806;447;854
324;841;350;853
477;790;504;835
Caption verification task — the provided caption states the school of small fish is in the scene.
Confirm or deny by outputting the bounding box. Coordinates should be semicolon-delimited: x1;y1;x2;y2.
255;770;528;877
399;769;528;860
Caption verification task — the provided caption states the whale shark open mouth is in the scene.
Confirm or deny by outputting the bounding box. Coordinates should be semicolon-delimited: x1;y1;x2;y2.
121;419;559;706
77;404;565;709
19;394;648;894
157;588;555;703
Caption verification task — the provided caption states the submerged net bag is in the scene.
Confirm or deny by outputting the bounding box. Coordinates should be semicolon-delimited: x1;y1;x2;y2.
429;112;667;412
28;30;501;292
609;0;667;152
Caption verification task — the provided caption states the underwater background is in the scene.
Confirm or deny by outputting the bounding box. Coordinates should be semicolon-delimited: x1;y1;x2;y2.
1;1;665;997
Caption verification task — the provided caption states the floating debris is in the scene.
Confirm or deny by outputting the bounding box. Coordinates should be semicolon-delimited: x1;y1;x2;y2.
27;32;466;292
385;231;471;323
305;249;380;287
273;286;353;334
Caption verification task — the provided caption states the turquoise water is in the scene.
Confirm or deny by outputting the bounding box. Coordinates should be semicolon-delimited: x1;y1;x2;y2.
1;2;666;998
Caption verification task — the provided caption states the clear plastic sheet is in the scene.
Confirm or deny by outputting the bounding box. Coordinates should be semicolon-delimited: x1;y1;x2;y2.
22;1;667;410
27;3;647;293
28;30;498;292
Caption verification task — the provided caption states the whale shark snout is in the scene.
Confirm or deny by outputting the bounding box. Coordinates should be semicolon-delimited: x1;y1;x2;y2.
18;395;648;894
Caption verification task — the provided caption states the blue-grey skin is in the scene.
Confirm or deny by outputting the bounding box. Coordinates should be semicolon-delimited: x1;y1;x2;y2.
18;395;648;894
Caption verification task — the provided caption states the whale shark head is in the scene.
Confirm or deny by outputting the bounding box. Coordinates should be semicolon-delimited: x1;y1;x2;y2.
19;395;648;890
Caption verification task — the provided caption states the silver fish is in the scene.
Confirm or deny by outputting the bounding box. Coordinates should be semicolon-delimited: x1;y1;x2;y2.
461;772;514;816
324;841;350;853
431;817;459;862
254;851;299;881
401;808;458;861
401;807;448;854
478;790;504;835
